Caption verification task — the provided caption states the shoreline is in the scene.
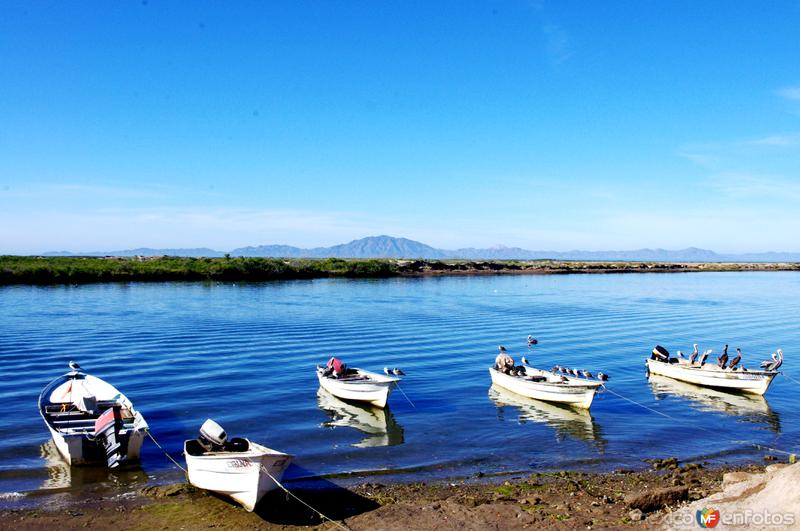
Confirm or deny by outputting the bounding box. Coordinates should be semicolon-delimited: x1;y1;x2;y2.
0;460;777;529
1;255;799;285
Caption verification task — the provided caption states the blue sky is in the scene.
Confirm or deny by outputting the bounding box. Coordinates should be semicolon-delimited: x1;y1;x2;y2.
2;1;800;253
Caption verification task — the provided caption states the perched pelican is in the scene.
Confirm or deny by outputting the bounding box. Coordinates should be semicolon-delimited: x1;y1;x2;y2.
728;348;742;371
689;344;699;364
392;368;405;376
550;365;560;373
569;368;579;376
718;344;729;369
559;366;568;374
559;375;568;382
521;356;529;365
383;367;391;375
760;349;784;371
68;361;81;371
677;350;685;360
597;372;609;382
527;335;538;346
581;370;593;379
699;349;711;366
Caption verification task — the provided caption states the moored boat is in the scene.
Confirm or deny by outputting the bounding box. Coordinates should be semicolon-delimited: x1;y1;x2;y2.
184;419;293;512
38;362;148;467
317;387;404;448
646;345;781;396
488;366;602;409
316;358;400;408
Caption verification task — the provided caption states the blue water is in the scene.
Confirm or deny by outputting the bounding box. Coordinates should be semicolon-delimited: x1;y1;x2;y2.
1;272;799;504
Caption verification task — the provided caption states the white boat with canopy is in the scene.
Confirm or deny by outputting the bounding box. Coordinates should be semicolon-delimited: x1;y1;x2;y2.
184;419;293;512
646;345;781;396
38;362;148;467
316;357;400;408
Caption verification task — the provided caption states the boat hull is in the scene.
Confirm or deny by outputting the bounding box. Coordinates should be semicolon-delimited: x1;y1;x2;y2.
646;359;776;395
46;423;146;466
489;368;599;409
185;441;293;512
316;368;398;408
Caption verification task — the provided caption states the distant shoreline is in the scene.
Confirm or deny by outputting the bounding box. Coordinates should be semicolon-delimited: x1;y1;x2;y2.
1;256;799;285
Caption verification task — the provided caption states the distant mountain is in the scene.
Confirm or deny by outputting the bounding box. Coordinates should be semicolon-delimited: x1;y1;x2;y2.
38;236;800;262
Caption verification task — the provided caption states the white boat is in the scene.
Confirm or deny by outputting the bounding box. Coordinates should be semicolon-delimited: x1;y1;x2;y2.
316;366;399;408
645;347;781;396
317;388;404;448
38;363;148;467
184;420;293;512
488;366;602;409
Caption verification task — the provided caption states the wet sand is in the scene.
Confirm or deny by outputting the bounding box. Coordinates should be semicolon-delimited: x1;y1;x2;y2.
0;461;770;530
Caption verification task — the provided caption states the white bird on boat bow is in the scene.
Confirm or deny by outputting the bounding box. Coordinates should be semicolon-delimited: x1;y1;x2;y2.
184;419;293;512
647;345;780;395
316;366;399;408
38;363;148;467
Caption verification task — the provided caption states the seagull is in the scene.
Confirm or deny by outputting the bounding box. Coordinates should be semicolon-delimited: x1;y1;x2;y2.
728;348;742;371
527;335;538;346
383;367;391;375
68;361;81;371
597;372;609;382
392;368;405;376
521;356;529;365
581;370;593;379
498;345;507;352
689;344;699;364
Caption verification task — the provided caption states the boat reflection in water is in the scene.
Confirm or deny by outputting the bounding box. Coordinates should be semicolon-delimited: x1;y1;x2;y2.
317;388;404;448
39;440;146;491
648;374;781;434
488;384;605;449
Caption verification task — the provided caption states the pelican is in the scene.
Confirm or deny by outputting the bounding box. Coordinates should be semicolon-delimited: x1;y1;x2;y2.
728;348;742;371
569;368;579;376
677;350;685;360
597;372;609;382
559;366;568;374
521;356;529;365
550;365;560;373
383;367;391;375
392;368;405;376
689;344;699;364
718;344;729;369
581;370;593;379
498;345;507;352
760;349;784;371
527;335;538;346
68;361;81;371
699;349;711;366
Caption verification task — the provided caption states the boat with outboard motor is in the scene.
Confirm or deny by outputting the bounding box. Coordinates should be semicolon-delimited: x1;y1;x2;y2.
38;362;148;467
316;357;400;408
184;419;294;512
646;345;782;396
489;365;603;409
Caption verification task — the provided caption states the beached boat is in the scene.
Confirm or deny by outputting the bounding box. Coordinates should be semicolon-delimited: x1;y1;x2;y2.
317;388;404;448
488;366;602;409
38;362;148;467
316;365;399;408
646;346;781;396
184;420;293;512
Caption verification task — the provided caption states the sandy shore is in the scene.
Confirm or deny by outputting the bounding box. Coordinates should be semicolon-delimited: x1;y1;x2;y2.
0;461;774;530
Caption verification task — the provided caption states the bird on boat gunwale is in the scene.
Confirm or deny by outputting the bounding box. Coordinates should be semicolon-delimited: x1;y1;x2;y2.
597;372;609;382
728;348;742;370
392;368;405;376
581;370;593;379
718;344;729;369
699;350;711;366
521;356;529;365
498;345;507;352
383;367;391;375
689;344;699;364
68;361;81;371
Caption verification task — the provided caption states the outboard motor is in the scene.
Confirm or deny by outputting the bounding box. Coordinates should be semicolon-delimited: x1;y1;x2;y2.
198;419;228;452
652;345;670;362
94;405;125;468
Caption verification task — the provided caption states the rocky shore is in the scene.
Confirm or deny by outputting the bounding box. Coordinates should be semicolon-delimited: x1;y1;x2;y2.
0;460;781;530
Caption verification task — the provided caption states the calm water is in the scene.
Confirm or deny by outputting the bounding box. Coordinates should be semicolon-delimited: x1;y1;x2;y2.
2;272;799;505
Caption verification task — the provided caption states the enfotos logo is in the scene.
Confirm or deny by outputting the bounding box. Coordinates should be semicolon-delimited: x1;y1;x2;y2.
696;508;720;528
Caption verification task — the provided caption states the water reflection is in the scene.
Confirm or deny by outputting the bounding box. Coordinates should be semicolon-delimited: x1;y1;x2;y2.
316;388;405;448
488;385;606;449
39;440;146;491
648;374;781;434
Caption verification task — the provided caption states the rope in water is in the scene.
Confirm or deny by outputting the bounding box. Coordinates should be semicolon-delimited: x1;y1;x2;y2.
395;382;416;408
145;430;187;475
603;386;797;460
780;372;800;387
260;465;351;531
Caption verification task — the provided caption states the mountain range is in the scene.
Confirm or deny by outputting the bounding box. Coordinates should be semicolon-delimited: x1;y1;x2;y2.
39;235;800;262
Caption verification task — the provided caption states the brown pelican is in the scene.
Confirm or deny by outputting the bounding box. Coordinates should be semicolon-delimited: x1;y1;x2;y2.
689;344;699;364
728;348;742;370
581;370;593;378
677;350;686;360
717;344;729;368
550;365;560;373
699;350;711;366
760;349;784;371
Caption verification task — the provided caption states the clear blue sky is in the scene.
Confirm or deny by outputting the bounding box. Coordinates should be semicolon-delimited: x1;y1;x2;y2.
2;1;800;253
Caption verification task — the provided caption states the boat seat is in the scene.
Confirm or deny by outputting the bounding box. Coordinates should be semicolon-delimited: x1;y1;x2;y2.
186;437;250;456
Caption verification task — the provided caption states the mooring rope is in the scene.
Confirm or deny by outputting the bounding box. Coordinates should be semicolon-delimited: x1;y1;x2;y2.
260;465;351;531
395;382;416;408
780;372;800;387
145;430;187;475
